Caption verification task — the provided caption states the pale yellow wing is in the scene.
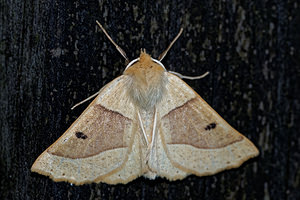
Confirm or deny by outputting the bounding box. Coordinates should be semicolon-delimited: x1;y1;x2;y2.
31;75;145;185
149;73;259;180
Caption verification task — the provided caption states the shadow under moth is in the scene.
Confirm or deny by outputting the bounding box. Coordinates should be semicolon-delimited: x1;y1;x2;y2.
31;21;259;185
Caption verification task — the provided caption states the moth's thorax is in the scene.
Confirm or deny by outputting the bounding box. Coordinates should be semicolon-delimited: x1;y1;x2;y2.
124;51;167;110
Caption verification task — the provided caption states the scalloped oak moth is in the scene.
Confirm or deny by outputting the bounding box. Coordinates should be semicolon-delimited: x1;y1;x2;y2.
31;22;259;185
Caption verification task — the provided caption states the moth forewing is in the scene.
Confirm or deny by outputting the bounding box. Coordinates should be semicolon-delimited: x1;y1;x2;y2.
31;75;146;185
159;73;259;177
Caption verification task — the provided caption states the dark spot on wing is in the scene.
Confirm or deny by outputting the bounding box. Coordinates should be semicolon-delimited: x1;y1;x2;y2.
204;123;217;131
75;131;87;139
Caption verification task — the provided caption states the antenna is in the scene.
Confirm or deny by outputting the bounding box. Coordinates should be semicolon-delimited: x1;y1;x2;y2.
96;20;129;62
158;28;183;61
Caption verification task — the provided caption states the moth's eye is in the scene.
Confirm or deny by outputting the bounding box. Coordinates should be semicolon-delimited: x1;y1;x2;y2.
75;131;88;139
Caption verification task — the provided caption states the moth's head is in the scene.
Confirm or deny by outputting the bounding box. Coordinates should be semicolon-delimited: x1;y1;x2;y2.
123;49;168;110
124;49;166;73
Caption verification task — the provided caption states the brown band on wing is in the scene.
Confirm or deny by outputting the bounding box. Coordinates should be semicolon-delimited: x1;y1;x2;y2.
48;105;131;158
162;98;243;149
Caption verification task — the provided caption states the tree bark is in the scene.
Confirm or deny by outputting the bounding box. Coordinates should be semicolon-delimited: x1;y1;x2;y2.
0;0;299;199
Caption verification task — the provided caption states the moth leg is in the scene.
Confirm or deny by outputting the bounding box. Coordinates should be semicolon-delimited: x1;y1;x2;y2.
71;91;100;110
137;110;149;145
146;108;158;162
168;71;209;80
150;107;158;150
146;107;157;169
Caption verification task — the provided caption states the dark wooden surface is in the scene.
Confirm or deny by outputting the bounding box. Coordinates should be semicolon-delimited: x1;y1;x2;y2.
0;1;299;199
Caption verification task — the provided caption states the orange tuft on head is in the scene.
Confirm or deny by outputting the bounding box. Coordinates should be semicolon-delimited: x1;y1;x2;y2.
139;49;152;64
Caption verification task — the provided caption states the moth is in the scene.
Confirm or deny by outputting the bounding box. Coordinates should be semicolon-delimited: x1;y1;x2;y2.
31;21;259;185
